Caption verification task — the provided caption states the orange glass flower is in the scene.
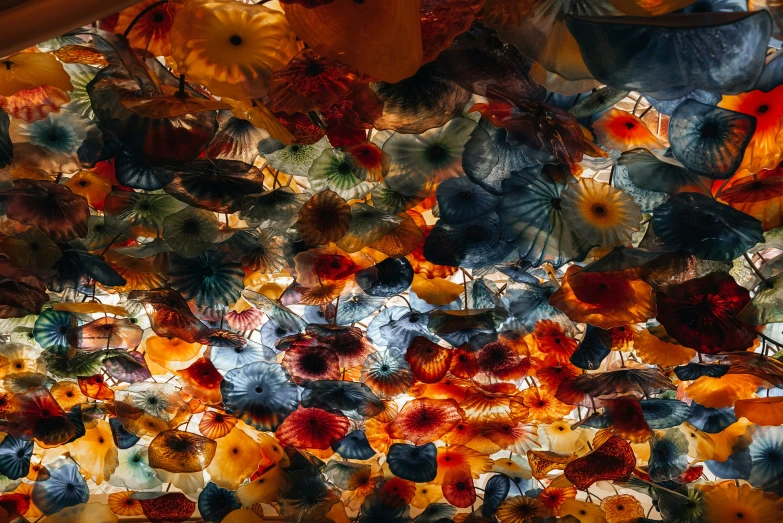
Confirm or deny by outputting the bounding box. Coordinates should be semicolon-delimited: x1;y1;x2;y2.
478;421;540;454
720;166;783;230
78;374;114;401
434;445;493;483
404;337;454;384
459;385;525;424
685;374;763;409
199;410;238;439
735;396;783;426
537;485;577;514
284;0;423;83
593;108;664;152
549;265;657;329
109;491;143;516
600;494;645;523
633;327;696;367
476;339;531;381
115;0;184;57
719;85;783;175
170;0;298;99
532;320;578;365
496;496;547;522
518;387;573;424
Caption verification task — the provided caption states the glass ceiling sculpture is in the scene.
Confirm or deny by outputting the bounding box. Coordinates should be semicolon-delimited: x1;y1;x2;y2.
0;0;783;522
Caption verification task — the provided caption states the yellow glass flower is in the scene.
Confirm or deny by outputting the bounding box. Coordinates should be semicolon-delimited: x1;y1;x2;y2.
206;427;260;489
680;421;716;462
0;342;45;378
65;420;119;484
702;481;783;523
235;462;286;506
0;52;72;96
561;178;642;249
411;484;443;509
170;0;298;99
538;420;588;454
559;499;607;523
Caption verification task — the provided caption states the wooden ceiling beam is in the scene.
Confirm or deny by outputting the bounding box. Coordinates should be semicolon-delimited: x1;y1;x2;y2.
0;0;140;57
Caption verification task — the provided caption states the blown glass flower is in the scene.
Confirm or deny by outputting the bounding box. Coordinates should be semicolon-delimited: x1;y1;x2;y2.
170;1;298;99
220;361;298;431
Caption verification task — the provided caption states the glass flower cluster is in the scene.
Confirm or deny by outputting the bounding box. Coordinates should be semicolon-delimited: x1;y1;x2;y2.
0;0;782;522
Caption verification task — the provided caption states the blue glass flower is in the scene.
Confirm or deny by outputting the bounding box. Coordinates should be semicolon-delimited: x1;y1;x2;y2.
423;212;514;269
669;100;756;179
114;147;163;190
505;281;572;332
482;475;511;517
571;325;611;371
674;363;730;381
109;418;140;449
648;428;690;482
300;380;384;418
567;12;770;95
260;318;302;349
615;148;711;212
749;425;783;494
32;458;89;515
707;447;752;480
689;404;737;433
361;258;414;298
652;192;764;261
680;0;747;12
366;307;408;347
10;110;102;172
496;260;538;284
332;430;376;460
0;435;32;480
640;400;691;429
387;442;437;482
643;89;721;116
303;305;331;325
198;482;241;523
210;339;276;375
279;468;341;523
33;309;75;349
755;51;783;92
335;293;387;325
169;250;244;309
220;361;299;431
378;309;436;349
464;120;537;195
436;177;501;225
498;166;588;267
